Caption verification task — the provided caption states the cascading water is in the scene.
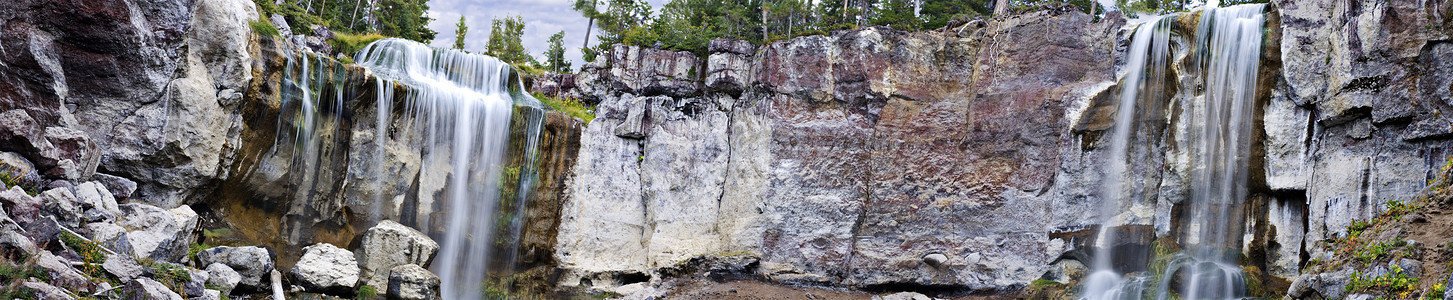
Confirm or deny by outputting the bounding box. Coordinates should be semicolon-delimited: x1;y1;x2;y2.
352;38;533;299
275;38;548;298
1082;4;1266;300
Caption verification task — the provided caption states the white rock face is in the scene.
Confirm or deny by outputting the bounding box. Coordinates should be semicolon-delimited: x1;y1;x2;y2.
195;246;274;291
291;243;360;292
74;181;120;217
355;220;438;292
116;204;198;262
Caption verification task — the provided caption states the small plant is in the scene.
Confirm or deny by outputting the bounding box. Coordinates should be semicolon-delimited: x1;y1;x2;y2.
249;20;280;38
1426;282;1447;300
356;285;377;300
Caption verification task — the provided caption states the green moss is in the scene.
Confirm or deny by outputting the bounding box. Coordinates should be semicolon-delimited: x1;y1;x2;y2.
356;285;377;300
249;20;280;37
330;33;389;56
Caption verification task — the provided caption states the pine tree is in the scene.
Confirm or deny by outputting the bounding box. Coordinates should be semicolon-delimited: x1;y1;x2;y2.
453;16;468;50
544;31;572;73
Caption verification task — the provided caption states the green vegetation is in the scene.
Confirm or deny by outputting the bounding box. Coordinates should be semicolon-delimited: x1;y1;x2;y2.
1347;264;1420;298
533;92;596;123
357;285;377;300
147;261;192;298
330;32;388;56
249;20;282;37
249;0;434;53
571;0;1107;58
60;231;106;279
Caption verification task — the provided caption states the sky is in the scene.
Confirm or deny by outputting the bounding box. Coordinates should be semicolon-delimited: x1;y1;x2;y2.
424;0;670;71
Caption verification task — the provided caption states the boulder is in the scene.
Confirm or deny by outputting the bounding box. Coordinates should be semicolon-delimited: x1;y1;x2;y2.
116;204;198;262
90;173;137;200
34;251;92;293
386;264;440;300
0;230;38;258
38;187;84;227
20;281;74;300
0;186;43;225
0;152;37;178
195;246;274;291
204;263;241;295
123;278;184;300
292;243;360;293
74;181;120;217
102;254;145;281
84;222;133;256
0;110;47;165
41;126;100;180
356;220;438;291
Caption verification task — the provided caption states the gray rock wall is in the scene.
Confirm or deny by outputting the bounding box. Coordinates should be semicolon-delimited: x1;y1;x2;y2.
555;0;1453;292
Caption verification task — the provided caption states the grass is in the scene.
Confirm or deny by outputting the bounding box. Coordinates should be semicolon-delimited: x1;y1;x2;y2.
249;20;280;38
532;92;595;123
330;32;388;57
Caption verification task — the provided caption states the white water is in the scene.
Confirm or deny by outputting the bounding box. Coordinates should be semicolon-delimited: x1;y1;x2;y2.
353;38;536;299
1082;4;1266;300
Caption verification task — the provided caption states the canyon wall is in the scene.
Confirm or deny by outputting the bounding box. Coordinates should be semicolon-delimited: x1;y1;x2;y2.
4;0;1453;295
553;0;1453;292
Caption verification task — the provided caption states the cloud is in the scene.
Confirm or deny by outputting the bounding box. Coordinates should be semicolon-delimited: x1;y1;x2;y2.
425;0;671;70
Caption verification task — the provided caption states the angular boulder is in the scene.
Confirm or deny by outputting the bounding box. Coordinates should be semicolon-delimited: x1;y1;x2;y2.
292;243;359;294
204;262;241;295
356;220;438;291
123;278;184;300
116;204;198;262
90;173;137;200
41;126;100;180
386;264;440;300
195;246;274;291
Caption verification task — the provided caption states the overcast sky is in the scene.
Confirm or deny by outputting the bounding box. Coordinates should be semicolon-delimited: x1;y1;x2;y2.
424;0;670;71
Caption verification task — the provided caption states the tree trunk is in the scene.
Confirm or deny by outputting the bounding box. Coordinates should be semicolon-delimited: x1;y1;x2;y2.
994;0;1009;15
583;0;596;49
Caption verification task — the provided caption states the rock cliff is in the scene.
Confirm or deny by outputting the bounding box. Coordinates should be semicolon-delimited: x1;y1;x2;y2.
3;0;1453;297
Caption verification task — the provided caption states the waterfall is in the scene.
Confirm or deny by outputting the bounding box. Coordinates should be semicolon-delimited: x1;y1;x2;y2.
1082;4;1266;300
272;37;546;298
352;38;532;299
